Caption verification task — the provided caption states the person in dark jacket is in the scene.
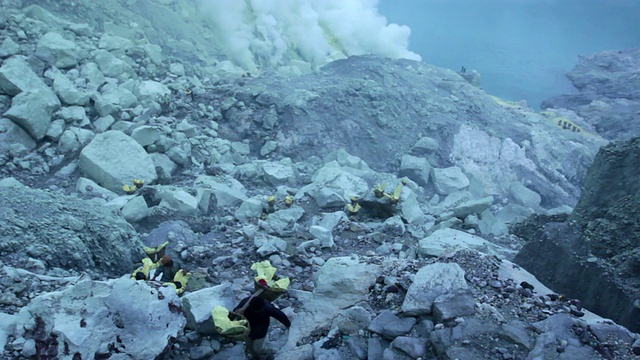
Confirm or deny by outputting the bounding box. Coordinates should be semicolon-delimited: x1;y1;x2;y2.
152;255;183;283
232;296;291;360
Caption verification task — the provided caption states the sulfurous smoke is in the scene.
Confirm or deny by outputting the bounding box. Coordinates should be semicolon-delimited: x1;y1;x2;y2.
197;0;421;72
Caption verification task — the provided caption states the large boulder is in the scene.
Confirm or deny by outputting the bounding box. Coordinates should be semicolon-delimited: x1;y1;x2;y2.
284;257;380;351
10;278;185;359
4;87;61;140
401;262;468;316
0;118;36;152
399;154;431;187
0;56;49;95
79;130;157;193
418;228;515;259
0;187;143;277
431;166;470;195
34;32;78;68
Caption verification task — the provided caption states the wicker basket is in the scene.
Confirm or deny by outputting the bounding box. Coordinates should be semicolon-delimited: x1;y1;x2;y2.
253;279;286;302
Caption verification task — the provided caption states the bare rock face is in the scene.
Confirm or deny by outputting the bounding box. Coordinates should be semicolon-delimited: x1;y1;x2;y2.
10;278;186;359
514;137;640;332
0;186;143;277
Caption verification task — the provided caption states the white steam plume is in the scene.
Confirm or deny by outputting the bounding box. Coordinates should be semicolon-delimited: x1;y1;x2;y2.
197;0;421;72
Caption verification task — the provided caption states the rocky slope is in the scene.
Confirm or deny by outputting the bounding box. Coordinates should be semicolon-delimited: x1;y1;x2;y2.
0;0;639;359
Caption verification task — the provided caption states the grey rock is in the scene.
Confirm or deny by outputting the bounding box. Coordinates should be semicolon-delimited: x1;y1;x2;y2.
0;37;20;58
20;338;36;357
432;289;476;323
177;119;198;137
0;177;25;188
311;163;369;199
399;154;431;187
143;44;164;65
254;233;287;257
316;211;347;230
411;136;439;155
194;174;247;208
131;125;160;147
150;152;177;182
22;4;67;28
452;196;493;219
189;345;214;360
588;321;634;344
509;181;541;209
390;336;428;359
264;206;305;236
81;62;106;88
431;166;470;195
478;208;509;236
79;130;158;193
98;34;134;51
382;215;406;236
50;68;90;105
136;80;171;104
304;186;345;208
58;106;89;124
182;283;237;335
212;344;246;359
93;115;115;133
314;256;380;308
368;310;416;339
263;157;298;186
122;196;149;223
94;49;126;78
418;228;513;258
0;56;49;95
35;32;78;68
260;140;278;156
332;306;373;335
309;225;334;248
495;203;533;224
368;337;388;360
399;191;426;224
401;262;468;316
0;118;36;152
381;347;413;360
234;197;263;222
76;177;118;200
157;187;199;217
170;62;186;76
5;87;61;140
347;335;368;359
500;320;533;350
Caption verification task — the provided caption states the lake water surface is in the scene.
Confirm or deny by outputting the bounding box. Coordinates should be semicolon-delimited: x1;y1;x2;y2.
379;0;640;109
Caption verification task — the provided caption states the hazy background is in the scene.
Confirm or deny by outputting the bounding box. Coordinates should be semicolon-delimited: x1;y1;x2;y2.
379;0;640;109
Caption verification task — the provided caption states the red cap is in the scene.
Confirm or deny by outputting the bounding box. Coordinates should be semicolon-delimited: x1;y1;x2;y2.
258;279;268;286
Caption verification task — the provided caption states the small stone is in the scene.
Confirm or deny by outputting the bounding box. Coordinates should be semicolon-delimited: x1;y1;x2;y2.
632;338;640;355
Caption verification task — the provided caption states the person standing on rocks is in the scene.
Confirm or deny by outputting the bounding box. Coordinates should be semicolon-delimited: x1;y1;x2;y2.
231;295;291;360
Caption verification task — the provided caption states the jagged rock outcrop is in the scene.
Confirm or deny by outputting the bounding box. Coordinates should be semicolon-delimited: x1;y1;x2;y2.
513;137;640;332
0;186;143;277
542;47;640;141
